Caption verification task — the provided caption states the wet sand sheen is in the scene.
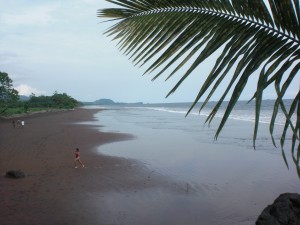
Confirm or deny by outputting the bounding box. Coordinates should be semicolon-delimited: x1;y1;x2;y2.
97;107;300;225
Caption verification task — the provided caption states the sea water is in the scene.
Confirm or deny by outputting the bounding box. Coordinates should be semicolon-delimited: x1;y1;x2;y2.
87;100;299;225
96;100;297;167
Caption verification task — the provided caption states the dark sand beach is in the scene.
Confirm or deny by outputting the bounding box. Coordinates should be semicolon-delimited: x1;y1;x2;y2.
1;107;299;225
0;108;178;225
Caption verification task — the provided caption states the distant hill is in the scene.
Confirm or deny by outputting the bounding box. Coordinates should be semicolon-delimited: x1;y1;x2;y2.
94;98;115;105
19;95;30;101
82;98;143;106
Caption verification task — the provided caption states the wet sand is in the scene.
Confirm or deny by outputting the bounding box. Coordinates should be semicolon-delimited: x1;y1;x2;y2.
94;107;300;225
0;108;179;225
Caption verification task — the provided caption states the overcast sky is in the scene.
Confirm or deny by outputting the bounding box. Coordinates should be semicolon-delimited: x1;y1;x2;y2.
0;0;298;103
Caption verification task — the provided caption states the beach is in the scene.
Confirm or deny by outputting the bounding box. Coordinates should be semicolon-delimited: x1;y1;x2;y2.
0;108;166;225
0;107;299;225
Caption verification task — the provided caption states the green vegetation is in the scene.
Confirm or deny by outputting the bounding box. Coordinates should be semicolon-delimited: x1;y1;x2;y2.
27;92;79;109
2;92;80;116
0;71;19;114
99;1;299;174
0;71;79;116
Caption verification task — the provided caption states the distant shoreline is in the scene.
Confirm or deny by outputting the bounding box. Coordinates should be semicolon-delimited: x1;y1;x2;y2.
0;108;73;119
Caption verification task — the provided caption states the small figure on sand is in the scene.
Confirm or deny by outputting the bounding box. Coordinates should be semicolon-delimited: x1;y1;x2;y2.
12;120;15;128
21;120;24;128
74;148;84;168
16;120;21;128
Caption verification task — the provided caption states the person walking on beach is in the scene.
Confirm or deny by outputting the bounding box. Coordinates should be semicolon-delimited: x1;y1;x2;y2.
17;120;21;128
74;148;84;168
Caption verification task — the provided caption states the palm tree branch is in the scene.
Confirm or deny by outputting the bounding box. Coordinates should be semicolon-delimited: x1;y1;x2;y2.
215;32;286;140
136;13;198;68
155;15;221;81
101;1;300;42
290;91;300;157
99;0;300;172
145;15;215;77
187;32;256;116
165;18;252;98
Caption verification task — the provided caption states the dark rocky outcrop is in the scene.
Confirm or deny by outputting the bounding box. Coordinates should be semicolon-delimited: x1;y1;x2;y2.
256;193;300;225
5;170;26;178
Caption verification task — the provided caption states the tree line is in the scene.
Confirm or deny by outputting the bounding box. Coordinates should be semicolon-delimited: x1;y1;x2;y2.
0;71;79;115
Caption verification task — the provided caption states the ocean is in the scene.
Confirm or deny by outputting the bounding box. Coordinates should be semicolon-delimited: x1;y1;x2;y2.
85;100;299;225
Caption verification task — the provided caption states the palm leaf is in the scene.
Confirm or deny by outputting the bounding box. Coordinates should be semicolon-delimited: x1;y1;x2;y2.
99;0;300;172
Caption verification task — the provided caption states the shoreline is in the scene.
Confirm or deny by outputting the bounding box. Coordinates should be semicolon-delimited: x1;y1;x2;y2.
0;107;173;225
1;107;298;225
92;106;300;225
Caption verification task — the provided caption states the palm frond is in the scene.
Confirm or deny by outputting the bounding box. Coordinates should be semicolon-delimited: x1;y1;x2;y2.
99;0;300;171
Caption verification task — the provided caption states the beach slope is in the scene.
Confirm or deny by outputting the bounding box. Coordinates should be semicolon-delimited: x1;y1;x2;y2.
0;108;148;225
